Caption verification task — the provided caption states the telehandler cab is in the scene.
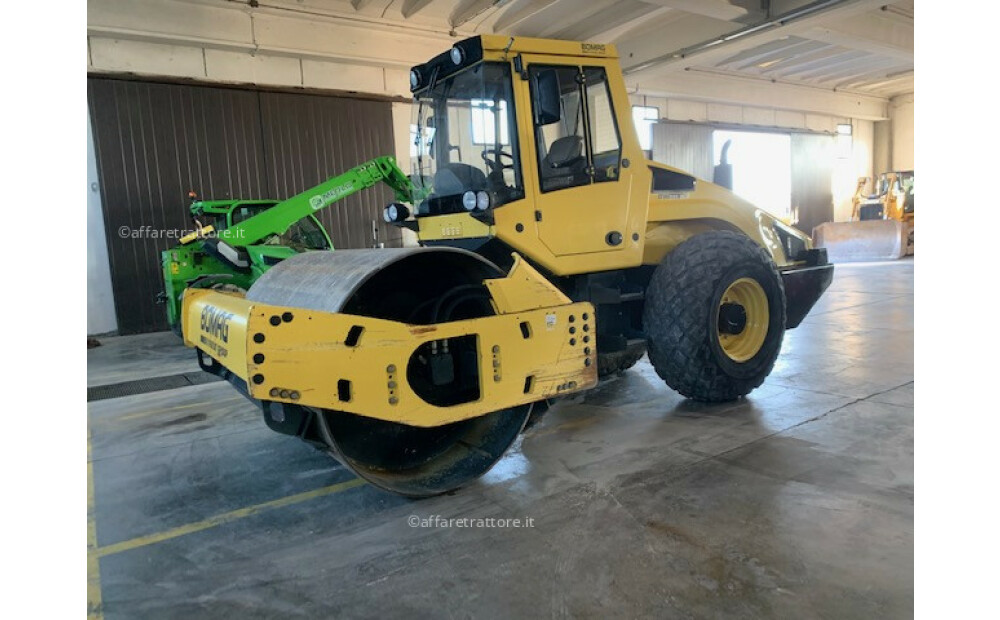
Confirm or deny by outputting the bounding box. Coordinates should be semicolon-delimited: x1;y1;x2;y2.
165;35;833;497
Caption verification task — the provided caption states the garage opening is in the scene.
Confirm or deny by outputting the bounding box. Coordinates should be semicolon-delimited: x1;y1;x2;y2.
713;130;792;222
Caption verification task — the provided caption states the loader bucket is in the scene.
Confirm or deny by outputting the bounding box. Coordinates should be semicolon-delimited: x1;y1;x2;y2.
812;220;907;263
244;248;533;496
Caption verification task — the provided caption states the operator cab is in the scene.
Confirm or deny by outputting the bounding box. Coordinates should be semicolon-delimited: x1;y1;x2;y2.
410;58;524;217
405;37;629;236
229;204;332;251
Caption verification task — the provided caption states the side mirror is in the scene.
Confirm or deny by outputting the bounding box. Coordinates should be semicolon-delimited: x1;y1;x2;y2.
533;69;562;126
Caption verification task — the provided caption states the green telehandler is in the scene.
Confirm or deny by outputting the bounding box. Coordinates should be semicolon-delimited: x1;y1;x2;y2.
160;156;414;330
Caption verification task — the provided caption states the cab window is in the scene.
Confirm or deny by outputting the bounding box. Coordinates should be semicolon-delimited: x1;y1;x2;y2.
584;67;621;183
528;65;621;193
230;205;331;250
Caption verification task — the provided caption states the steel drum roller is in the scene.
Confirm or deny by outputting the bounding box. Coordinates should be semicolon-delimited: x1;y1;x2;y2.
247;248;531;497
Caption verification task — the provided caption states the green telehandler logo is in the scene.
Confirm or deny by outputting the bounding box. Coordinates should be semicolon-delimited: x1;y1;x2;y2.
309;182;355;210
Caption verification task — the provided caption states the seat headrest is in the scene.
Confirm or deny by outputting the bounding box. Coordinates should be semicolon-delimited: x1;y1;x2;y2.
546;135;583;168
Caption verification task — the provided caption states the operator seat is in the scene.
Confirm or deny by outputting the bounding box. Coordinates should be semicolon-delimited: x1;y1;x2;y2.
540;135;587;191
432;163;488;196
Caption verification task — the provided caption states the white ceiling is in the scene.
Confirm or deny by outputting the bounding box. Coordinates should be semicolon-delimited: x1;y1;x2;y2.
341;0;913;99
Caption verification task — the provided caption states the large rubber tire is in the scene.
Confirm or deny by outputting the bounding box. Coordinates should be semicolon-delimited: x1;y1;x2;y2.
597;342;646;377
643;231;786;402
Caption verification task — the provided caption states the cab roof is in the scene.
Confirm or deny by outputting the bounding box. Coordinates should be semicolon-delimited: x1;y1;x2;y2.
409;35;617;94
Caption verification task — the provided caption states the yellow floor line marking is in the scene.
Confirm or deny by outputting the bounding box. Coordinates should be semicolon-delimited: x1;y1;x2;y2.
91;477;366;559
87;429;104;620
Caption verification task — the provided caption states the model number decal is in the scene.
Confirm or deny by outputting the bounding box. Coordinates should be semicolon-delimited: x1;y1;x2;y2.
309;182;355;210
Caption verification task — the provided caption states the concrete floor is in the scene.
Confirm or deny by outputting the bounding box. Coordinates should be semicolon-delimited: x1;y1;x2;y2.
87;259;913;619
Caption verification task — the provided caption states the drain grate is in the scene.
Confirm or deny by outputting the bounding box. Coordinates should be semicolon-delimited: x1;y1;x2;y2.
87;372;222;402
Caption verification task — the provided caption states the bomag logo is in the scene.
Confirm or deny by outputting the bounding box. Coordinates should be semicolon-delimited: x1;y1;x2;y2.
201;305;235;343
581;43;606;55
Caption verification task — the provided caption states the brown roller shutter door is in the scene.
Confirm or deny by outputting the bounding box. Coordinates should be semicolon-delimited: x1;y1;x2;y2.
88;78;400;334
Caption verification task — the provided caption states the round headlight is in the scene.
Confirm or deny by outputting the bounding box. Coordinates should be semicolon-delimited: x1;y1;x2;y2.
383;204;398;223
475;191;490;211
450;46;464;65
383;203;410;223
462;191;477;211
409;69;421;89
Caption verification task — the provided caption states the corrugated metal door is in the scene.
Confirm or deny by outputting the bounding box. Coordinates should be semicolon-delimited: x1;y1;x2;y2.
88;79;268;334
651;122;714;181
259;91;401;250
88;78;398;334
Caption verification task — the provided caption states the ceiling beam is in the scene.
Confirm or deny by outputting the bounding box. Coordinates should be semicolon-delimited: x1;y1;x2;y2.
491;0;559;32
450;0;508;28
624;0;885;77
838;70;912;90
550;0;654;42
618;13;740;72
586;6;674;43
640;0;749;22
528;0;618;39
767;49;869;78
802;18;912;61
401;0;437;19
716;37;815;68
795;58;901;84
727;39;829;70
742;43;840;72
628;66;889;119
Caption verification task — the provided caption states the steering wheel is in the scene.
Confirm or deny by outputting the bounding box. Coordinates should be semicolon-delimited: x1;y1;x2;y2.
481;148;515;174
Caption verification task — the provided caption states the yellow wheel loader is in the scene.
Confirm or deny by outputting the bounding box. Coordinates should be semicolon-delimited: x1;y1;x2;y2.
813;171;914;261
853;171;914;255
177;36;833;497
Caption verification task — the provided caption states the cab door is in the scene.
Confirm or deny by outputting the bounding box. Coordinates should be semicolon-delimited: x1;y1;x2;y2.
518;58;637;257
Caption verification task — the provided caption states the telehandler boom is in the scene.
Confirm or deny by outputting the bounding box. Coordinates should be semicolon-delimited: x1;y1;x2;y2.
161;156;412;328
169;35;833;497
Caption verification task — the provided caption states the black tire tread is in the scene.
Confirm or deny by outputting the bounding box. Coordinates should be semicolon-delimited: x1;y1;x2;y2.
597;342;646;377
643;230;785;402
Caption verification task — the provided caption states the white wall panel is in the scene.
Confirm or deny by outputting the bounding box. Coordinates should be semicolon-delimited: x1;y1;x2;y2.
87;108;118;335
302;59;385;93
666;99;708;123
205;50;302;86
88;0;252;45
742;107;776;127
90;38;206;78
707;103;742;124
890;93;914;170
774;110;807;130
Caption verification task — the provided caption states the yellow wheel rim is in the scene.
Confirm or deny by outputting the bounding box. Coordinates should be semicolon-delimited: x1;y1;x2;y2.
717;277;769;363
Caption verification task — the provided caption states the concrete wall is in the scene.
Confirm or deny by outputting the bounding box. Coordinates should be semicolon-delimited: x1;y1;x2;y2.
873;120;892;178
833;119;874;222
391;101;419;246
87;108;118;335
87;0;454;100
628;93;866;135
890;93;914;171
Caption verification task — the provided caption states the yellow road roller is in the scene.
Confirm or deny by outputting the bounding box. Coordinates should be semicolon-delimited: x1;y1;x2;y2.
177;35;833;496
